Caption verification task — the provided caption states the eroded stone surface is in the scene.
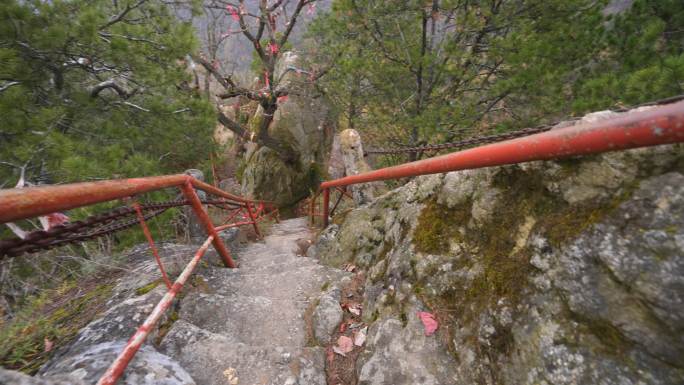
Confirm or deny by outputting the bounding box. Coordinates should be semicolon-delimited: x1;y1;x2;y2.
0;368;85;385
42;342;195;385
312;287;344;345
314;137;684;384
358;304;458;385
2;219;345;385
160;218;349;385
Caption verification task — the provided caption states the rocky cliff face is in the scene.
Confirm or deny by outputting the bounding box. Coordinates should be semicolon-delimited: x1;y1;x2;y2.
312;141;684;384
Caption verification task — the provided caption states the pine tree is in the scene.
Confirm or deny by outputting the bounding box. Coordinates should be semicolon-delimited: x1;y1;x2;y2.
0;0;216;186
307;0;684;162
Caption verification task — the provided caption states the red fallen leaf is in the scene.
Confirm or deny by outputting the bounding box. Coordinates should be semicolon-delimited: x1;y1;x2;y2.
227;5;239;21
339;322;347;333
277;95;288;103
333;335;354;356
44;337;53;352
39;212;70;231
417;312;438;336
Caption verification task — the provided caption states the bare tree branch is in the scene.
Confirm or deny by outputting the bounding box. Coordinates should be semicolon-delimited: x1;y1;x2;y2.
117;101;150;112
100;0;149;30
193;55;265;101
89;79;137;99
0;81;20;94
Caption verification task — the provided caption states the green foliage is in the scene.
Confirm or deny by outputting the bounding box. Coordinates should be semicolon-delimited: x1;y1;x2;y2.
0;280;114;373
135;279;163;296
0;0;215;186
307;0;684;163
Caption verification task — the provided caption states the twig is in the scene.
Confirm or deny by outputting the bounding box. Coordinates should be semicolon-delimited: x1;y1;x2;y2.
0;81;20;93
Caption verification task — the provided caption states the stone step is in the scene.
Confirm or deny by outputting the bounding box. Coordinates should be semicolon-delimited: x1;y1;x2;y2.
196;265;341;299
235;256;319;272
178;292;310;347
166;217;341;385
159;320;325;385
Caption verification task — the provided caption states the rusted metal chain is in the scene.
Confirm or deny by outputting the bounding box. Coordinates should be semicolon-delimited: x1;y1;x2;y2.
0;198;242;258
365;125;554;155
365;94;684;155
1;208;169;258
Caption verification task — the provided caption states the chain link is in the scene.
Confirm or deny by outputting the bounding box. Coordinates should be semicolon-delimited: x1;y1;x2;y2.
365;94;684;155
0;197;243;259
365;125;552;155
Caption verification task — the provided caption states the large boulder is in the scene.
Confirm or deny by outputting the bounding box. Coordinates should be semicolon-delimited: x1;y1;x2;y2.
241;146;317;206
40;342;195;385
240;51;334;207
327;129;381;205
0;368;85;385
313;107;684;384
24;244;216;385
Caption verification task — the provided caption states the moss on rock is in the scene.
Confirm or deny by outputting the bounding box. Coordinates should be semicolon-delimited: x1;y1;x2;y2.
413;200;470;255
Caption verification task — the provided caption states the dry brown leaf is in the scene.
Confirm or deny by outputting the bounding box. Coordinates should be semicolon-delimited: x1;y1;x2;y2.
354;327;367;347
44;337;53;352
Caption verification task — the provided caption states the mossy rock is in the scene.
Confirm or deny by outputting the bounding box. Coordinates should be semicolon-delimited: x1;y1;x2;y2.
240;147;315;207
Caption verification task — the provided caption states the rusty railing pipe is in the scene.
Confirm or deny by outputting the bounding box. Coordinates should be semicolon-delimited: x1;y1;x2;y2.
96;236;214;385
133;203;172;289
244;202;262;238
180;181;236;268
190;178;274;206
322;188;330;228
321;101;684;189
0;175;189;224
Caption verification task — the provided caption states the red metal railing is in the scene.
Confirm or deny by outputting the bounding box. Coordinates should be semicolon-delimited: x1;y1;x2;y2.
0;173;278;385
3;99;684;383
297;187;352;226
313;100;684;227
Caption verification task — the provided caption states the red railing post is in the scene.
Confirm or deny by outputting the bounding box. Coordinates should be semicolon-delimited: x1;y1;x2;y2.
96;236;215;385
322;188;330;228
244;202;262;238
330;188;345;217
132;202;172;289
180;181;236;268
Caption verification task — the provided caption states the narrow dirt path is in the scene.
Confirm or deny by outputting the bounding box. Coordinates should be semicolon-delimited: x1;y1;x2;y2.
159;218;347;385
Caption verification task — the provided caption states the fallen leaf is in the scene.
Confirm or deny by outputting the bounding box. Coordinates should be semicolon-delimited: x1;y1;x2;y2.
332;346;347;357
347;303;362;316
44;337;53;352
417;312;438;336
44;212;69;230
354;327;367;346
334;335;354;356
223;367;239;385
343;264;357;272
